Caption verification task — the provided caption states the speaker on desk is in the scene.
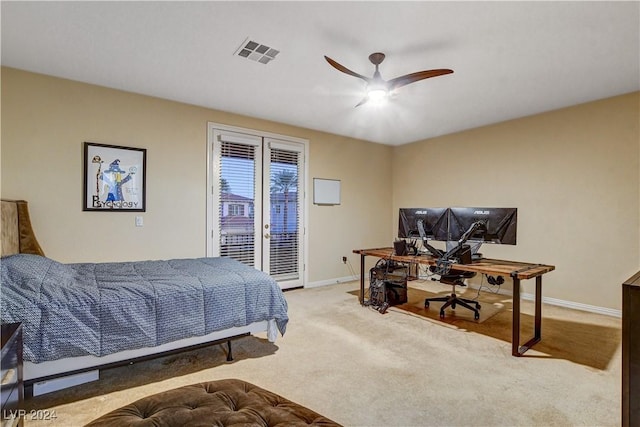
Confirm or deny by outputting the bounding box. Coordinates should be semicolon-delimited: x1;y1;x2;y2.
393;240;408;256
458;244;472;265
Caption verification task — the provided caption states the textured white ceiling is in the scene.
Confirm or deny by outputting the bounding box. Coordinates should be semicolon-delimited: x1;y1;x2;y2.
2;1;638;145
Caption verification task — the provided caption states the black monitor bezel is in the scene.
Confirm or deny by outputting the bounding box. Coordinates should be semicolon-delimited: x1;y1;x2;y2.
398;207;449;241
447;207;517;245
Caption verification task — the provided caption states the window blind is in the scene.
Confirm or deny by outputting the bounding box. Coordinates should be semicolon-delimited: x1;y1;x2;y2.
218;140;257;266
269;147;301;280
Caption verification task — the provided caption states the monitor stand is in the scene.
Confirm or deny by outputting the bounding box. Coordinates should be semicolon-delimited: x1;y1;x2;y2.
469;242;483;260
446;241;483;261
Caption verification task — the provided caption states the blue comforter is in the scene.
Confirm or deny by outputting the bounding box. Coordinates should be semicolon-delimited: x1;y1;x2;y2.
0;254;288;363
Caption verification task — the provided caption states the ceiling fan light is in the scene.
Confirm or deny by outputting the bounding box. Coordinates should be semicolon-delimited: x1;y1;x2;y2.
367;87;388;104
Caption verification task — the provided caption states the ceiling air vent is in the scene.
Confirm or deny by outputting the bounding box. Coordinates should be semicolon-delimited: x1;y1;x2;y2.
235;38;279;64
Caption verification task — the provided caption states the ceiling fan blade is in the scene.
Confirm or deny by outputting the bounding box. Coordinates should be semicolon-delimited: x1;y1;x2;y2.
387;69;453;91
324;56;371;82
354;97;369;108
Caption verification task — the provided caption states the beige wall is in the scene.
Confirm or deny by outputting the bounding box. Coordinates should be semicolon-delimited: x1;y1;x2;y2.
0;67;393;284
392;92;640;311
2;67;638;310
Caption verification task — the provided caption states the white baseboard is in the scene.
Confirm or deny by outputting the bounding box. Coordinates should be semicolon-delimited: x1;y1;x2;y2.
306;275;358;288
306;276;622;318
468;283;621;318
522;293;621;318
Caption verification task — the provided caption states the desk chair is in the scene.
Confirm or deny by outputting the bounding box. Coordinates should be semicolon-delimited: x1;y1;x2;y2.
424;269;481;320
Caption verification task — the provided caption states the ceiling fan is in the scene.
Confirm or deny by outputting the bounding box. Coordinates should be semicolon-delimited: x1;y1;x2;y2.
324;52;453;107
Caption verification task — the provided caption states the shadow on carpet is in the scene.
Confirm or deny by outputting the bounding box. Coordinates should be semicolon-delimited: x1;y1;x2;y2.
24;336;278;410
349;286;620;370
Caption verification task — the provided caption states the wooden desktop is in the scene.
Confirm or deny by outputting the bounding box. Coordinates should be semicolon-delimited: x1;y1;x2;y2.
353;247;555;356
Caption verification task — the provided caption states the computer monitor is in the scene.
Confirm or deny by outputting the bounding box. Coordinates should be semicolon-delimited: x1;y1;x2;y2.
398;208;449;241
447;207;517;245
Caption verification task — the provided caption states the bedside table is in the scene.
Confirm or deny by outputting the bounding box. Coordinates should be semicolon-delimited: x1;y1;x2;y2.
1;323;23;427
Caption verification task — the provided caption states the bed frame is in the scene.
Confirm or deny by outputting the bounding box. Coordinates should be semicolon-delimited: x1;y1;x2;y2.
1;199;278;396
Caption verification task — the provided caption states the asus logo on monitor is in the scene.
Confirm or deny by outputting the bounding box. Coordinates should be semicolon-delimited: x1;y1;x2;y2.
474;210;490;215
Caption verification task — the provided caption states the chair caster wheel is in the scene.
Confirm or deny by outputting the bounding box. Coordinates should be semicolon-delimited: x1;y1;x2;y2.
439;311;445;319
424;301;430;308
474;312;480;320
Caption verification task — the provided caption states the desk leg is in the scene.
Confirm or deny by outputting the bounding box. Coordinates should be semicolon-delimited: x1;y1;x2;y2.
534;276;542;340
359;254;366;306
512;278;521;356
512;276;543;356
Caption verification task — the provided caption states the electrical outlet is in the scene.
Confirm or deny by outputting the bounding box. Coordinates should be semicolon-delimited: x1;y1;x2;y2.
342;256;347;264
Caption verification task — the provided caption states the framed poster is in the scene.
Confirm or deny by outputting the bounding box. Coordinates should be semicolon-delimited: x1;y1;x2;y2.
313;178;341;205
83;142;146;211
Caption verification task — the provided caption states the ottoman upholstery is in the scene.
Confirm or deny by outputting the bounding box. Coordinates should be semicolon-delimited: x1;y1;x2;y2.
86;378;341;426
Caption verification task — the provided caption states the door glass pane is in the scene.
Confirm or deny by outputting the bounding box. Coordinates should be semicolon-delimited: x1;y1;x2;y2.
269;148;300;280
218;141;257;266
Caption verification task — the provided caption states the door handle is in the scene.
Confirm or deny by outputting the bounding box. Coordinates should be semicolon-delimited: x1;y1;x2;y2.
264;233;271;239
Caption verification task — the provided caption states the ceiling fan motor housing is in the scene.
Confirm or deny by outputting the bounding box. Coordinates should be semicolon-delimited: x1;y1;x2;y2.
368;52;386;65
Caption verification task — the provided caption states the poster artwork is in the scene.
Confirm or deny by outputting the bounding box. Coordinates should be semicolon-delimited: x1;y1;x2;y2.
84;142;146;212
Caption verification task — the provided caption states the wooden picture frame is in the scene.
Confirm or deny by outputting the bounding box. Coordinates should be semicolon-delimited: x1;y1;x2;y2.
83;142;146;212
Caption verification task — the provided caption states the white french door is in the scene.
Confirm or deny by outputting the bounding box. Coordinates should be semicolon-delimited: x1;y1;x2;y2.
207;124;307;289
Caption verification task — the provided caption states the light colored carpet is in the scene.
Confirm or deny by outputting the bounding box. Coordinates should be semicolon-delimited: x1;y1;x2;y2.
24;279;621;426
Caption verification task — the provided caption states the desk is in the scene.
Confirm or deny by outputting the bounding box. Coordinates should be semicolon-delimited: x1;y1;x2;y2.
353;247;555;356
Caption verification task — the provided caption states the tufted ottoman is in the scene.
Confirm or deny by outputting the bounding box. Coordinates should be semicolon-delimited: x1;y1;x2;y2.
85;378;342;426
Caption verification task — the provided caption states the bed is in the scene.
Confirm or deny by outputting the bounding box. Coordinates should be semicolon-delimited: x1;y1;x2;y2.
0;199;289;396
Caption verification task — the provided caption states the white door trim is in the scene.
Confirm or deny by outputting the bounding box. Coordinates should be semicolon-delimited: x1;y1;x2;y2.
206;122;309;288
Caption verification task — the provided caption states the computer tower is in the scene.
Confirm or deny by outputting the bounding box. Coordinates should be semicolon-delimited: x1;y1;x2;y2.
369;263;408;306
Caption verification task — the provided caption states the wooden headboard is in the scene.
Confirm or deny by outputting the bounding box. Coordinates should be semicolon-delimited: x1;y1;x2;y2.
1;199;45;257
